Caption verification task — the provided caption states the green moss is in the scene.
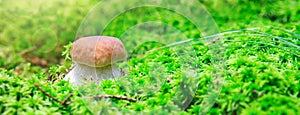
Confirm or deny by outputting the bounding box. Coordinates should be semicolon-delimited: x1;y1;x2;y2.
0;0;300;114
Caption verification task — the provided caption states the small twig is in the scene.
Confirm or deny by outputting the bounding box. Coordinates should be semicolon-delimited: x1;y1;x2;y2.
59;65;75;79
34;83;62;104
34;83;75;106
86;95;139;102
63;95;139;105
35;83;138;106
253;90;264;97
61;93;73;105
48;64;75;82
20;47;37;56
206;37;221;45
65;100;77;105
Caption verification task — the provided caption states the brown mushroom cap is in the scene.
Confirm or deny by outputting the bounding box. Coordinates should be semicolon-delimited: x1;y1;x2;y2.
70;36;126;67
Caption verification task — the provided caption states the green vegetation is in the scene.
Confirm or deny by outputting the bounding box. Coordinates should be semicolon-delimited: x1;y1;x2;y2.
0;0;300;114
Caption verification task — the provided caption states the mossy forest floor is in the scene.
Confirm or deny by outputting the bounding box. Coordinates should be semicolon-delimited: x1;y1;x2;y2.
0;0;300;114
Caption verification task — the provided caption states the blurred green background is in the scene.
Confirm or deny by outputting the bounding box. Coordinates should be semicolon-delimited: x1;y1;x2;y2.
0;0;299;68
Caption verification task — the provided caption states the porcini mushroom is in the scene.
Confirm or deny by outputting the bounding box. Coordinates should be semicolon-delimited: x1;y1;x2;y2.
64;36;126;86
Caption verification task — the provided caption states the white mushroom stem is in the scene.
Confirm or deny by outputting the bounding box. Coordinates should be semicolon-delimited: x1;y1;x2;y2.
64;64;122;86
